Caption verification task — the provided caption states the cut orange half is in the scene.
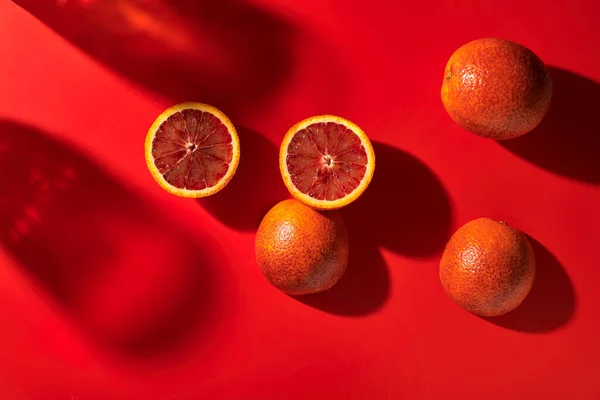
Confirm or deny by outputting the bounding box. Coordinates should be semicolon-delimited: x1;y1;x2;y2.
145;102;240;198
279;115;375;210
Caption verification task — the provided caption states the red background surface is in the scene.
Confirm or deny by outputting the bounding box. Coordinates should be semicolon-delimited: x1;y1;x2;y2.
1;0;599;398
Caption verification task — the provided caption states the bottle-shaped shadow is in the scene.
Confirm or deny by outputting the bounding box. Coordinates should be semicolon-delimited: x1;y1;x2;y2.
13;0;295;116
0;120;229;359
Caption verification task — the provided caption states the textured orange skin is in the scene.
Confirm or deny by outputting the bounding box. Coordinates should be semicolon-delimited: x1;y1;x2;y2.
439;218;535;317
441;38;552;140
255;199;349;295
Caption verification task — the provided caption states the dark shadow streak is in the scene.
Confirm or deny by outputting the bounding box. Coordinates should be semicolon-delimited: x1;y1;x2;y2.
0;120;226;359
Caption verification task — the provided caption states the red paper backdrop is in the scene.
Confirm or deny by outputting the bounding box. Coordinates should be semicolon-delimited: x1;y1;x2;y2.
1;0;599;398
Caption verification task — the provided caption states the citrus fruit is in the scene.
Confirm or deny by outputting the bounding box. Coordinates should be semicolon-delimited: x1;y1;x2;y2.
279;115;375;210
439;218;536;317
145;102;240;198
441;38;552;140
255;199;349;295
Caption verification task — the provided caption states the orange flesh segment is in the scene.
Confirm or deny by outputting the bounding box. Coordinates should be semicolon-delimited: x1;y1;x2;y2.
151;109;233;190
286;122;368;201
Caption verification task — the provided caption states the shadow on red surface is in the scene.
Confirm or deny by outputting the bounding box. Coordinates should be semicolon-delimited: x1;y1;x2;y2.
344;142;453;258
297;226;390;316
199;128;289;231
485;237;575;332
0;120;225;358
12;0;294;116
298;143;452;315
501;67;600;185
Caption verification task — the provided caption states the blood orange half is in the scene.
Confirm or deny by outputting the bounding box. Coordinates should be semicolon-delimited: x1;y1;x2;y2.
145;102;240;198
279;115;375;210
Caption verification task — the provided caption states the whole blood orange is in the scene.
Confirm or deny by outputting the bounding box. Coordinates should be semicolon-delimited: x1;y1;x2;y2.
439;218;535;317
441;38;552;140
255;199;349;295
145;102;240;198
279;115;375;210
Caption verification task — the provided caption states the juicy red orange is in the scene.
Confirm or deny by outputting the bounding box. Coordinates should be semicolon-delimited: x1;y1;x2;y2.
145;102;240;198
152;110;233;190
286;122;368;201
279;115;375;210
255;199;349;295
439;218;536;317
441;38;552;140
